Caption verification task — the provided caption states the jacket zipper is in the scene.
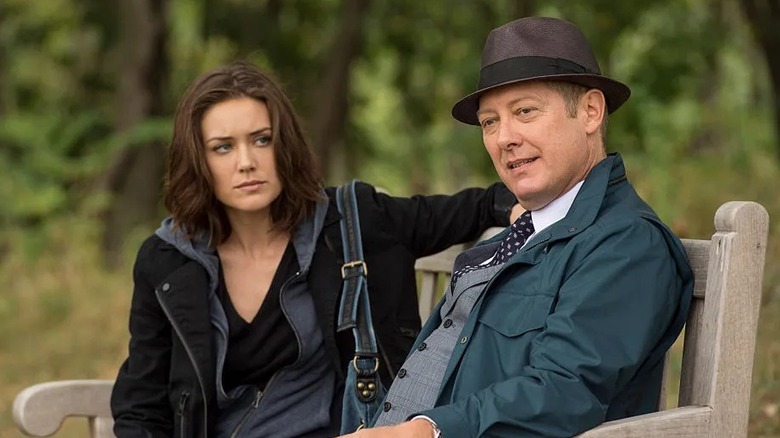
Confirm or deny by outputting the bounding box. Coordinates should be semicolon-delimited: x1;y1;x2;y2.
177;391;190;438
227;270;305;437
229;389;262;438
278;271;304;367
156;288;209;438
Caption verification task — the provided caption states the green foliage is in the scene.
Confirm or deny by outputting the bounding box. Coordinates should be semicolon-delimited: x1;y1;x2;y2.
1;0;780;435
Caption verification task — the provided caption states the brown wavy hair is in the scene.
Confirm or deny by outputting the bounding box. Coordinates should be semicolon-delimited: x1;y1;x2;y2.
163;61;323;245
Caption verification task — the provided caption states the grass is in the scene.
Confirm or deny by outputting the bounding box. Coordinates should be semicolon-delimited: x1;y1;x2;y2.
0;217;133;437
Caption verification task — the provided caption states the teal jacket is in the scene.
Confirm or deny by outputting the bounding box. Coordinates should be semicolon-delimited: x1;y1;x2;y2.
420;154;694;437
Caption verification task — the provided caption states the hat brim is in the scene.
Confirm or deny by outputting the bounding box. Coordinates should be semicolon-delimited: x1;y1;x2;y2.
451;74;631;125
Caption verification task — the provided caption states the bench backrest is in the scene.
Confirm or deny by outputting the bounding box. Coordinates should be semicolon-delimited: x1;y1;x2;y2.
13;201;768;438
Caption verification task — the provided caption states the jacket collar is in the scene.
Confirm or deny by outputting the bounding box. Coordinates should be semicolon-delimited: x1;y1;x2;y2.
155;190;331;292
290;192;330;273
537;152;626;244
482;153;627;255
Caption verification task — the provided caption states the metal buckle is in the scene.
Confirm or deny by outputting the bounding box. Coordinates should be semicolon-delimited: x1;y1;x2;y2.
341;260;368;279
352;355;380;373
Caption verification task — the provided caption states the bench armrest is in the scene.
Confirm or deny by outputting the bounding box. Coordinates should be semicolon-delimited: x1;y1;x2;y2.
576;406;712;438
13;379;115;437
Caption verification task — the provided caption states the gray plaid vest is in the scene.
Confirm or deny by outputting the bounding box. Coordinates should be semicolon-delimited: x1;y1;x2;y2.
374;242;502;426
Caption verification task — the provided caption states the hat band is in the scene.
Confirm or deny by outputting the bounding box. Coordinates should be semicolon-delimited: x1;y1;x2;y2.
477;56;598;90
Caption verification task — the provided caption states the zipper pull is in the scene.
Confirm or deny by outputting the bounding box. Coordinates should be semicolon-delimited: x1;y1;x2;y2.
251;389;262;408
177;391;190;415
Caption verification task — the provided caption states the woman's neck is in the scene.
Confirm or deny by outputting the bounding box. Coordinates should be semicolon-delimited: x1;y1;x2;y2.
220;209;290;259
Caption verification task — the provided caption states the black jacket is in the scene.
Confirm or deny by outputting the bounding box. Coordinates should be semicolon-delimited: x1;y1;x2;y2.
110;182;515;437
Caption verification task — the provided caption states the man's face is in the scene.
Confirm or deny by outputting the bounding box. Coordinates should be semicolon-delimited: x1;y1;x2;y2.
477;81;605;211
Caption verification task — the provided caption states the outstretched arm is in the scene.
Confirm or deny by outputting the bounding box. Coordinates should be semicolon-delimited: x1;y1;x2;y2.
356;181;518;257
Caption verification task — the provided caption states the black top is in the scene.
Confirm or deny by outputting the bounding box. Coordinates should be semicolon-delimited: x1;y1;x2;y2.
217;242;300;392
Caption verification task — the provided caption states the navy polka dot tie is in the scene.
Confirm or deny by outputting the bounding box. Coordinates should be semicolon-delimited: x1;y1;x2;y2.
493;210;534;264
451;210;534;283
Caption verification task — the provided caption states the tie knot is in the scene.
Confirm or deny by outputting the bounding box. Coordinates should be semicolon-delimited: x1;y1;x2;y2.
512;210;534;236
490;210;534;265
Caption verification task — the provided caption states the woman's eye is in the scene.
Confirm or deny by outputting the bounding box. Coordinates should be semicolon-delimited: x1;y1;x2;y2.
213;143;231;153
254;135;272;146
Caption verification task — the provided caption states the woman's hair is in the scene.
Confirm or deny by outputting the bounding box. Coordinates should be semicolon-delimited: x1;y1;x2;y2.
163;61;323;245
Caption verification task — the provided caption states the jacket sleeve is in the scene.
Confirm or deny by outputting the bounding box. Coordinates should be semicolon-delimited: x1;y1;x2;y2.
358;181;516;258
110;237;174;438
421;219;686;438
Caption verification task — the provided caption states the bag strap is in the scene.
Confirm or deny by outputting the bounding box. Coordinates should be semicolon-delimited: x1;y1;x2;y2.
336;182;381;390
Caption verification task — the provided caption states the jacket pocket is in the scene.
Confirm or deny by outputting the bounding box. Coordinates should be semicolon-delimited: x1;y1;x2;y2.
478;293;554;337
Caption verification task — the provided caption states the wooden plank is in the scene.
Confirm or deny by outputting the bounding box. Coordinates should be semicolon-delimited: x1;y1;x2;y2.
576;406;712;437
680;239;709;299
418;272;438;322
679;288;709;406
415;245;461;273
705;202;767;437
658;353;669;410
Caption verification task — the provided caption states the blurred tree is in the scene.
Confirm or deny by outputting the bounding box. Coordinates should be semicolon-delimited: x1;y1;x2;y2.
1;0;777;256
739;0;780;158
0;0;117;229
0;2;5;120
308;0;370;179
99;0;170;264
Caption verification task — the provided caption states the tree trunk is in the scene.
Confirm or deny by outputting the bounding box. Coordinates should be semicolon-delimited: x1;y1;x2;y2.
512;0;537;17
100;0;169;265
740;0;780;159
0;2;5;120
308;0;370;181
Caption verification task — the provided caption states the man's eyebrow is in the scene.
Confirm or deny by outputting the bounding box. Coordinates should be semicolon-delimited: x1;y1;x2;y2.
476;96;539;119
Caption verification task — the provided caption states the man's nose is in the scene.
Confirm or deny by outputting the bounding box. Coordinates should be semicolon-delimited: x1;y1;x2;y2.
496;121;521;150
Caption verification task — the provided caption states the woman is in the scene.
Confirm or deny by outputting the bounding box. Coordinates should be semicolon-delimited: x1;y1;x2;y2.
110;61;519;437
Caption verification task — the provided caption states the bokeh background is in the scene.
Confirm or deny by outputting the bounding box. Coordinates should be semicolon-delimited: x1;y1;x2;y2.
1;0;779;436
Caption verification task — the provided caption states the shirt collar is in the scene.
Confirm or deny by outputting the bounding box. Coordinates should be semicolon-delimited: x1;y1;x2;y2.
529;180;584;237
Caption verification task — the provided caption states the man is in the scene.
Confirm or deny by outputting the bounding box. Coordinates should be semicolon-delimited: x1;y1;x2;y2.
341;16;693;438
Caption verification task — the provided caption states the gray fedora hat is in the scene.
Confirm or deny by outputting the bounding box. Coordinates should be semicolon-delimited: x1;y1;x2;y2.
452;17;631;125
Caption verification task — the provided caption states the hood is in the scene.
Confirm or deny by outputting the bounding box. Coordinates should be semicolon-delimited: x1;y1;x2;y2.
155;191;330;294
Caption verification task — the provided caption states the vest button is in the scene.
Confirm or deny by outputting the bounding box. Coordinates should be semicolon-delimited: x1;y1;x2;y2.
443;319;453;328
161;283;171;292
383;402;392;412
418;342;427;351
460;336;468;344
398;368;407;378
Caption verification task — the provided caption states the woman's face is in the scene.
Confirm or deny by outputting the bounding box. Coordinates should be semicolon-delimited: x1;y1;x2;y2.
201;97;283;220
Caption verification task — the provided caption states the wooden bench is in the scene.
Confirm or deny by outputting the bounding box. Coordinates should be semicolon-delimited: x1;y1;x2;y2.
13;201;768;438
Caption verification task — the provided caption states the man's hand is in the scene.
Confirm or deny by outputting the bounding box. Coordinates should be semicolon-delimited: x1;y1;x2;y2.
338;419;434;438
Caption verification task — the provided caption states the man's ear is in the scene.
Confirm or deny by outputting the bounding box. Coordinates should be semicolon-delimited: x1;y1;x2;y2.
582;89;606;135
